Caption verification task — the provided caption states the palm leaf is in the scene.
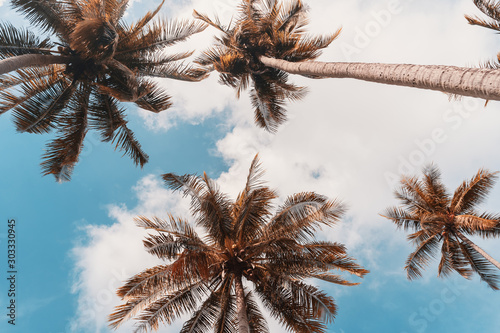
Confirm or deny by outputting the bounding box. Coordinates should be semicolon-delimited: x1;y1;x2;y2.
40;84;90;182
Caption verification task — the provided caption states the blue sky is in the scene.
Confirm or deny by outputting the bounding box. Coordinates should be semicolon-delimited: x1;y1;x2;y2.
1;0;500;332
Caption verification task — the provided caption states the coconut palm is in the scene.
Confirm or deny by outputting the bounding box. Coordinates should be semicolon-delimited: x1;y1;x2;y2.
195;0;500;132
0;0;207;181
382;165;500;290
109;154;368;333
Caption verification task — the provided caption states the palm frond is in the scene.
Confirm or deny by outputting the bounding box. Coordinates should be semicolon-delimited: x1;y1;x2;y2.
0;22;54;59
110;117;148;167
380;207;421;231
267;192;346;242
11;68;74;134
405;234;440;280
40;83;90;182
451;169;498;214
179;290;221;333
245;291;269;333
134;79;172;112
117;18;207;57
139;61;209;82
458;240;500;290
193;9;229;33
11;0;68;36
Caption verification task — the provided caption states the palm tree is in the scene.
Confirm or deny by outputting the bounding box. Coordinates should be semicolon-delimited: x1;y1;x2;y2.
382;165;500;290
0;0;207;181
195;0;500;132
109;154;368;333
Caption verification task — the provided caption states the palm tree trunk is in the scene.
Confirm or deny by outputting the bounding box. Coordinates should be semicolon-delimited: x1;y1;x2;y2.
234;274;250;333
456;232;500;270
0;54;71;75
259;56;500;101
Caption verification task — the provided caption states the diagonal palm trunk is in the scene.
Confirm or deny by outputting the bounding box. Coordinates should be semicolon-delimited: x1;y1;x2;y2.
259;56;500;101
456;231;500;270
0;54;71;75
234;274;251;333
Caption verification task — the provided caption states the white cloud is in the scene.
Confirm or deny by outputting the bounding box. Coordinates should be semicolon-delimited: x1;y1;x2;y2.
70;175;190;333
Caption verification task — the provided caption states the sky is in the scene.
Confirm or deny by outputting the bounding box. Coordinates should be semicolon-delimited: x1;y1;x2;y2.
0;0;500;332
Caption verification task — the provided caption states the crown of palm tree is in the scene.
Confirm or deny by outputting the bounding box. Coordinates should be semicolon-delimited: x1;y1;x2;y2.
0;0;207;181
194;0;340;132
109;155;368;333
382;165;500;290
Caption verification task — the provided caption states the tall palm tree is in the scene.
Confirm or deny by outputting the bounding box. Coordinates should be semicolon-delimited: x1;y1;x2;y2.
0;0;207;181
382;165;500;290
195;0;500;132
109;154;368;333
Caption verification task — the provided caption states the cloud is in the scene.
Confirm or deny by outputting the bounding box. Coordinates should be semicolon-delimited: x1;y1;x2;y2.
70;175;190;333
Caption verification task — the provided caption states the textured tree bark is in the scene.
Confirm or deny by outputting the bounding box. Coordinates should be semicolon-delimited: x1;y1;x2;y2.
234;275;250;333
456;232;500;270
259;56;500;101
0;54;71;75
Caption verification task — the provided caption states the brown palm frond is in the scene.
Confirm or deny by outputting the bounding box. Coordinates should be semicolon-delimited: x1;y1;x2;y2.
267;192;346;242
196;172;235;247
103;0;129;25
11;0;69;37
140;61;209;82
0;65;65;115
193;9;229;33
455;213;500;235
458;241;500;290
380;207;421;231
12;71;74;134
118;0;165;46
255;277;328;333
214;275;237;333
0;22;54;59
134;281;211;333
474;0;500;19
405;234;440;280
451;169;498;214
133;79;172;112
110;118;148;167
117;18;207;56
40;84;90;182
178;289;221;333
245;291;269;333
465;0;500;31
